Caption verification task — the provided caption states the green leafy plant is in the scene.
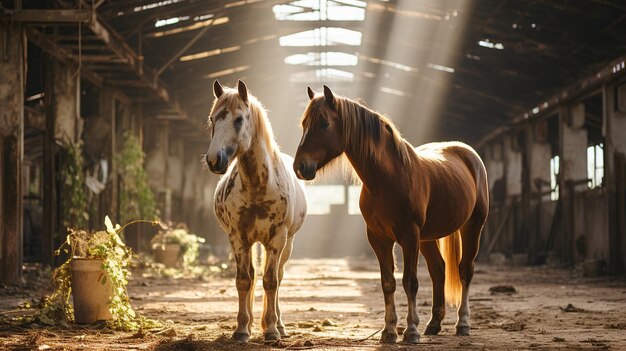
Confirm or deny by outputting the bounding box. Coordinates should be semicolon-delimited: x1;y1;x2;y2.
60;139;88;229
115;132;157;224
151;224;206;267
34;216;162;331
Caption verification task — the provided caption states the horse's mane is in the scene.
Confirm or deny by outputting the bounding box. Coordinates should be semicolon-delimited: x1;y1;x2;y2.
210;88;279;154
334;96;411;165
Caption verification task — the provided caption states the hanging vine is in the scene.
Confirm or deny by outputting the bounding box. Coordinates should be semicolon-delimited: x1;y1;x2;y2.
115;132;157;224
60;139;88;230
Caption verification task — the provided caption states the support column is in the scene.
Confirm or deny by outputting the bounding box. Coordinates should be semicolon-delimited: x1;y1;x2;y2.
605;81;626;274
560;103;588;265
0;20;25;283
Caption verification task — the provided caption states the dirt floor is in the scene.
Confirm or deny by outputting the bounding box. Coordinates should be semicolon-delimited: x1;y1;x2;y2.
1;257;626;350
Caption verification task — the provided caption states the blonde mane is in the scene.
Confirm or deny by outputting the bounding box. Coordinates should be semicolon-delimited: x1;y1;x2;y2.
209;87;279;154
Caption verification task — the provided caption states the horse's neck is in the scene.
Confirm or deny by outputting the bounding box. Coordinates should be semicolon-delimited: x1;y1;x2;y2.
237;135;275;189
345;129;413;192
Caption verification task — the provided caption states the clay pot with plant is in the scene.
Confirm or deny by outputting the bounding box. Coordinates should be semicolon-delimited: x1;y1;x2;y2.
151;224;205;268
34;216;162;331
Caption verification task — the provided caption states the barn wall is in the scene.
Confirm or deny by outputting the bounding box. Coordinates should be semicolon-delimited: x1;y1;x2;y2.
573;191;609;261
479;65;626;271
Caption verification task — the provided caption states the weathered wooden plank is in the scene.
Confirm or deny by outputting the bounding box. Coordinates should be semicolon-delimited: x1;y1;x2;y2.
0;22;24;283
11;9;92;23
42;55;57;267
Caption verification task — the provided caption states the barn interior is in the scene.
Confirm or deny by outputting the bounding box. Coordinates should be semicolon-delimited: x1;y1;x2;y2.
1;0;626;349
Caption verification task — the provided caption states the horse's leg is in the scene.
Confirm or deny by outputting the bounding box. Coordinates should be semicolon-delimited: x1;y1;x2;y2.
261;229;288;341
420;240;445;335
366;228;398;344
276;235;294;338
456;213;486;336
246;249;256;335
232;239;254;342
398;230;420;344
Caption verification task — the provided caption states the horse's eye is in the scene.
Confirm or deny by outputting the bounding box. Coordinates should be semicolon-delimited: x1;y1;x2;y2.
320;120;329;129
234;116;243;124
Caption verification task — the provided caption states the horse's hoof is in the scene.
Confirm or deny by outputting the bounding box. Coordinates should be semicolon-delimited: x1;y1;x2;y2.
277;326;289;338
264;332;281;342
456;326;470;336
402;330;420;344
424;324;441;335
380;330;398;344
232;332;250;343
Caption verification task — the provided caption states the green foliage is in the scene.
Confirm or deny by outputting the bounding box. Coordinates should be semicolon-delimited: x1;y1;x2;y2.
34;217;161;331
60;139;88;229
151;225;206;267
115;132;157;224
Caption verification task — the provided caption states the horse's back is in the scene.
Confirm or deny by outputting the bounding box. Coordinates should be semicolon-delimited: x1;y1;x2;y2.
415;142;486;187
413;141;489;238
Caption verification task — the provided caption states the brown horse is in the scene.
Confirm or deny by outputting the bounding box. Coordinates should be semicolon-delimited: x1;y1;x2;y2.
293;86;489;344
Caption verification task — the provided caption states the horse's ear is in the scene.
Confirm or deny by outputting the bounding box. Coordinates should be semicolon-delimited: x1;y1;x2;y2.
323;85;335;109
307;87;315;100
237;79;249;105
213;80;224;98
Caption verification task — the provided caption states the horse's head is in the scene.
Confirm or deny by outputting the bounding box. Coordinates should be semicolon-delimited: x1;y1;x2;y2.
294;85;345;180
205;79;254;174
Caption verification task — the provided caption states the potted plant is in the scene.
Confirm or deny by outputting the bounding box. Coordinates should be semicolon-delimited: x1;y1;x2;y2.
150;224;205;268
34;216;161;331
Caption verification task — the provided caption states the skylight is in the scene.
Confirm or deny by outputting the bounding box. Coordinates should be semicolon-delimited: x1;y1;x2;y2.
180;46;241;62
133;0;182;13
205;65;250;79
148;16;229;38
285;52;358;66
427;63;455;73
155;16;188;27
279;27;362;46
290;68;354;82
478;39;504;50
380;86;407;97
358;54;418;72
273;0;366;21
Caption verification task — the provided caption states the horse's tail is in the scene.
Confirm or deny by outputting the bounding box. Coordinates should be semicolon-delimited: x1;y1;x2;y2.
252;242;266;274
438;230;463;307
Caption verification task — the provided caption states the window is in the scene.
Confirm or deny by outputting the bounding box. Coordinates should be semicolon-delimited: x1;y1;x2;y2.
587;143;604;189
304;185;345;215
549;155;559;201
348;185;361;215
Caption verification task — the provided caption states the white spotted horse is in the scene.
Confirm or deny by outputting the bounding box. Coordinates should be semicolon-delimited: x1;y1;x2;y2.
205;80;307;342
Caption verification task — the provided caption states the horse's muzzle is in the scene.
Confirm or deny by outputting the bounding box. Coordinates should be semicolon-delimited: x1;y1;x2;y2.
295;160;317;180
208;152;229;174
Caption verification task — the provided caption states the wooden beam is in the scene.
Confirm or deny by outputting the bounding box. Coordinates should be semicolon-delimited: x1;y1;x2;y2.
10;9;92;23
42;56;57;267
0;22;24;282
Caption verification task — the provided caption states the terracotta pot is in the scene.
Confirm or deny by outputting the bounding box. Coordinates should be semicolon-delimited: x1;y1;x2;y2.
582;259;606;277
153;243;181;268
511;253;528;266
71;258;112;323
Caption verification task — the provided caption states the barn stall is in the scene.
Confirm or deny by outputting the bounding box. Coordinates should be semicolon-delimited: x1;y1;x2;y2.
1;0;626;350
